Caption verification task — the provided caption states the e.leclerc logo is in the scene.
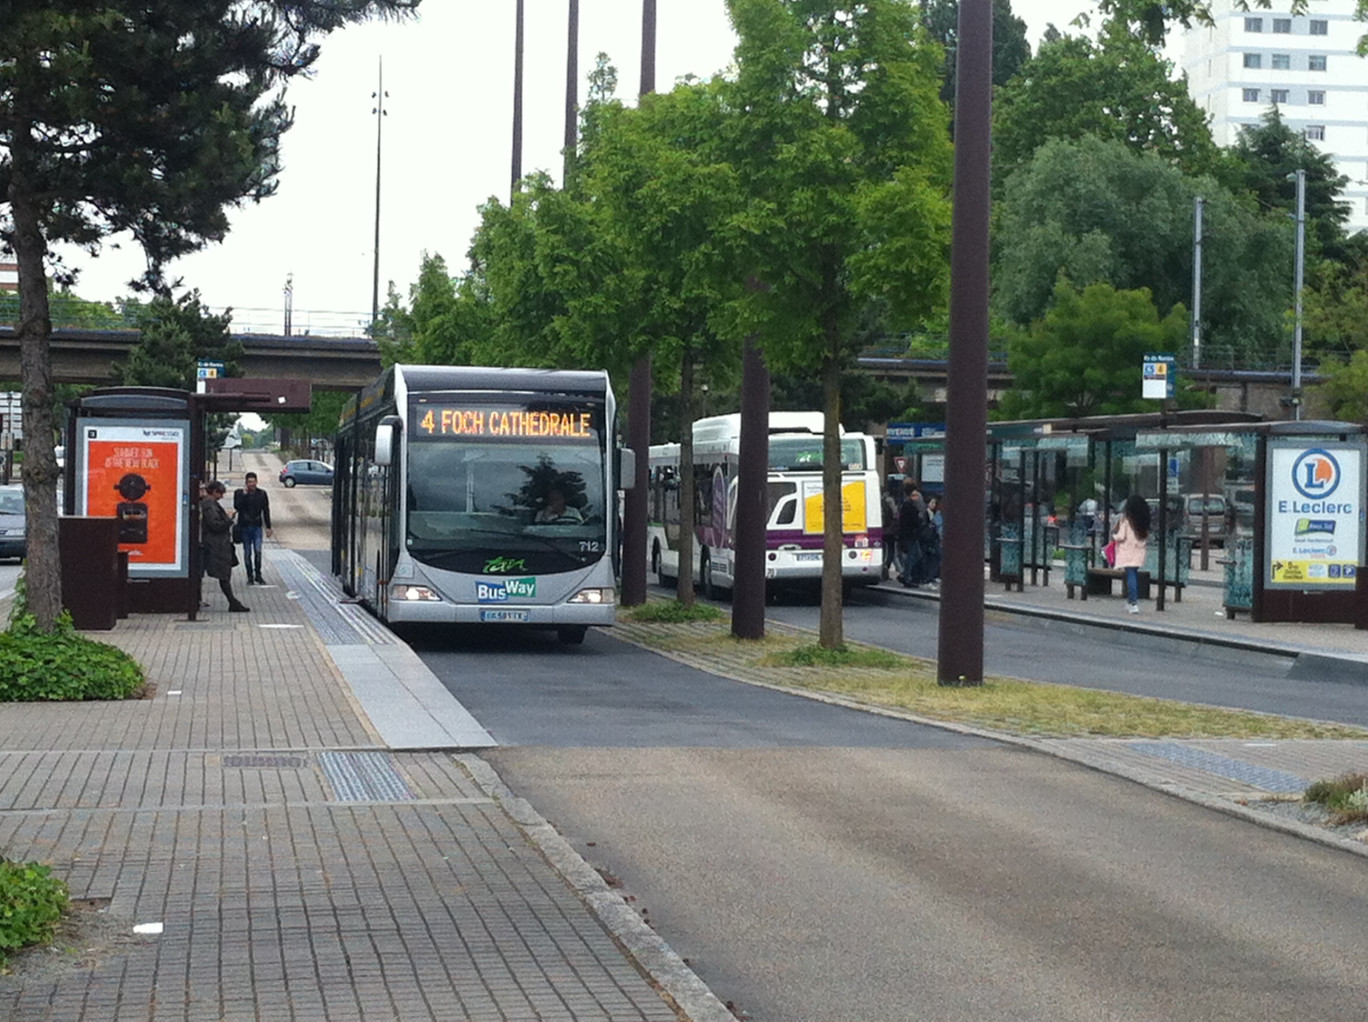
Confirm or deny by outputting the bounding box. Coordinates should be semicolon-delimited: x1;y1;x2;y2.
1291;448;1341;500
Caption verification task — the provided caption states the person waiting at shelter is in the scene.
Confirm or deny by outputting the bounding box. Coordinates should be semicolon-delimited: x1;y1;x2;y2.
200;480;249;613
1111;494;1151;614
896;480;930;587
233;471;273;585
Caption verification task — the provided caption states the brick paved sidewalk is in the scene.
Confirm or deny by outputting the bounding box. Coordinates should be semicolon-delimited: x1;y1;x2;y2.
0;560;697;1022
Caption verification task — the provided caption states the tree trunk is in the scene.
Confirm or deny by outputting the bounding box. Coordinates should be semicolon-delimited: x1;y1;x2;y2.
819;328;844;650
676;350;696;604
9;159;62;631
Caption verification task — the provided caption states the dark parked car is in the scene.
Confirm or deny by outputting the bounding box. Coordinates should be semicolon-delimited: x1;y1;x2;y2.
0;484;26;560
279;459;334;487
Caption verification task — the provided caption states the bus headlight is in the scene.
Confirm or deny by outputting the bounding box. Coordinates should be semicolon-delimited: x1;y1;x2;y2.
568;587;615;604
394;585;442;602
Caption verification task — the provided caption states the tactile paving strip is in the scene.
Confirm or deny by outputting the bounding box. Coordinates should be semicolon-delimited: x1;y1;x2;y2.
276;551;396;646
1127;741;1310;793
317;750;416;803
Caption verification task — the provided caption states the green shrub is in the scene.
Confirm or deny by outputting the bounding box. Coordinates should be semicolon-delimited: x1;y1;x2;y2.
626;600;724;623
0;858;69;967
0;613;144;701
1304;773;1368;824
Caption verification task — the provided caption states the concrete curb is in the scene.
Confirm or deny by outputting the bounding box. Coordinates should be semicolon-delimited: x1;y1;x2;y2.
867;581;1368;672
457;754;738;1022
607;623;1368;863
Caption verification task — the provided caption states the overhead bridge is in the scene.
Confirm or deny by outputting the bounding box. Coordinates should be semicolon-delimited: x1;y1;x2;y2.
0;327;382;388
0;327;1308;418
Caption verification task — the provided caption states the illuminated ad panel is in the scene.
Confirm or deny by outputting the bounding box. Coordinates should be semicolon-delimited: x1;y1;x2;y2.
79;420;190;576
1265;441;1365;589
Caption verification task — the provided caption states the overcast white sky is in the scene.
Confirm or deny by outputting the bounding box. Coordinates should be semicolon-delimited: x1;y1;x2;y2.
58;0;1085;336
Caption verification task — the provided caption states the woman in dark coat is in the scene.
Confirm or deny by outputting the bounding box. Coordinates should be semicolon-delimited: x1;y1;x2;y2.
200;480;249;612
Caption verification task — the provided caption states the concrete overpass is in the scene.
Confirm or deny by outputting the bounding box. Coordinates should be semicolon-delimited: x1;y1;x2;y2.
0;327;382;388
0;326;1310;418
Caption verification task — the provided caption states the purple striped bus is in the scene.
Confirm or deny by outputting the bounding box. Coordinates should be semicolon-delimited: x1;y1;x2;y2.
647;412;884;597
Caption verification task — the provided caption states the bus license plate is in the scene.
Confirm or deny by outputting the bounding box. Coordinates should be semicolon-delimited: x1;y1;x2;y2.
481;609;530;623
794;552;822;561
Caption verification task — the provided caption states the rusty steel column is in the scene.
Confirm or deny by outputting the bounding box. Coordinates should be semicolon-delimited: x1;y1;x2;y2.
620;0;658;607
937;0;992;686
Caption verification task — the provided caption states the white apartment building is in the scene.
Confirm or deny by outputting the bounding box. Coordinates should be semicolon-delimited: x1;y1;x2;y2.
1179;0;1368;233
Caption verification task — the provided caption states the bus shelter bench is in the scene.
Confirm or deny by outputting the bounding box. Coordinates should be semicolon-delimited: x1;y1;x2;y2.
1076;566;1151;601
995;533;1024;592
1061;542;1090;598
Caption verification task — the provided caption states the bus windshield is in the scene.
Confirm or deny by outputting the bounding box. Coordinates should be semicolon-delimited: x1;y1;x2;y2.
768;436;866;472
404;398;607;575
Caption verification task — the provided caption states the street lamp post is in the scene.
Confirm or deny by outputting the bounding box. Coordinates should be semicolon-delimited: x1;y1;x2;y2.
1290;168;1306;421
511;0;525;199
371;59;387;328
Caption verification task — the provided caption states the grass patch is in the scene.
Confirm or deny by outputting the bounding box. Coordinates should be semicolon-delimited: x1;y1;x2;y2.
759;643;905;670
624;600;724;624
1304;773;1368;825
618;619;1368;740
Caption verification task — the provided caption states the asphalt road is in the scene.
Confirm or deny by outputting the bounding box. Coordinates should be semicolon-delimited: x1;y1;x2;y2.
276;482;1368;1021
488;744;1368;1022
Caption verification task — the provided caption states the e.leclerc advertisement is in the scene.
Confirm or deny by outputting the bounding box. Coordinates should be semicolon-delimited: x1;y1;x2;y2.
1265;442;1365;589
80;422;189;576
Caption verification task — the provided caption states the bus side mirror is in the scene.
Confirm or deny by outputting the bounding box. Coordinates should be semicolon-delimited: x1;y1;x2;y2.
375;416;401;467
619;448;637;491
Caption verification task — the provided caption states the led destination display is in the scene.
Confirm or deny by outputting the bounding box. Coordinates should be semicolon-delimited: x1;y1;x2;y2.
415;406;595;440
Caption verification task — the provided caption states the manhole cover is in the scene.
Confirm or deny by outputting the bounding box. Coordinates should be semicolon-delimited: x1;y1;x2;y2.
223;754;309;769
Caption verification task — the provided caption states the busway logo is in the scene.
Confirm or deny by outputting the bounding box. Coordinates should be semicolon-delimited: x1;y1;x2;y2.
476;577;537;603
1291;448;1341;500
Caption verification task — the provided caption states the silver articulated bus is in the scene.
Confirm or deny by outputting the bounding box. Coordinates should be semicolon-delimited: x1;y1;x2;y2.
333;364;630;643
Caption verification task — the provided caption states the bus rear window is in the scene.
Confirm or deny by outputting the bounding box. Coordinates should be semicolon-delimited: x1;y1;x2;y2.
768;436;866;471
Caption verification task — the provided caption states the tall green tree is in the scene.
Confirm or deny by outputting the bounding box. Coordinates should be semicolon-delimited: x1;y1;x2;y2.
1;0;417;630
997;280;1201;419
992;26;1224;182
1312;350;1368;424
1229;108;1351;260
993;136;1293;366
724;0;953;647
919;0;1031;108
574;79;745;604
111;291;242;390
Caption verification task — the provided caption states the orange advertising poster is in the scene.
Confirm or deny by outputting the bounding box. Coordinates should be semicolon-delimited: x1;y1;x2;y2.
80;423;188;574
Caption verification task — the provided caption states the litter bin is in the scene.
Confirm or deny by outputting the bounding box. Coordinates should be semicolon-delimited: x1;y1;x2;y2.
60;517;121;630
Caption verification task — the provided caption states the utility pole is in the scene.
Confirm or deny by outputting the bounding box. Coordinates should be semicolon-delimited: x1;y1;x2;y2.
620;0;657;608
511;0;525;200
564;0;579;184
936;0;992;687
1191;196;1203;369
1291;168;1306;421
283;273;293;338
371;59;387;328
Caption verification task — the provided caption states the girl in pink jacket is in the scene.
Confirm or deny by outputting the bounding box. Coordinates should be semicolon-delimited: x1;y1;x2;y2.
1112;494;1151;613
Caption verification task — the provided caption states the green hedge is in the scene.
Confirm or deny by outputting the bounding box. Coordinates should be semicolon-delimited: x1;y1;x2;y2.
0;614;144;701
0;858;68;967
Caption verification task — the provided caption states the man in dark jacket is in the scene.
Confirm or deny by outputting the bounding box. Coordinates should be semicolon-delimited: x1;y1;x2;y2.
897;480;928;587
233;471;273;585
